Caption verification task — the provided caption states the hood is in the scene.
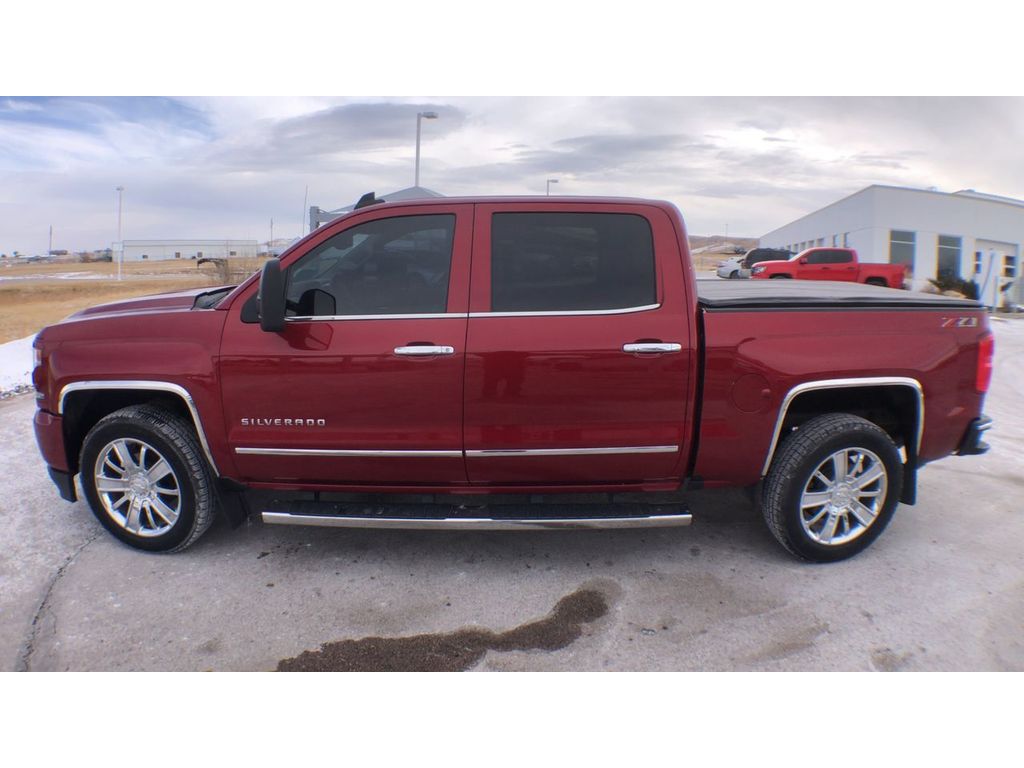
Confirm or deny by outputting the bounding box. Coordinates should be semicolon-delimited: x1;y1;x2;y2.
68;286;233;319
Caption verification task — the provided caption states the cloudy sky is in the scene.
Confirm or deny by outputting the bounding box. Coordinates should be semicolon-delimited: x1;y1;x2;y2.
2;96;1023;255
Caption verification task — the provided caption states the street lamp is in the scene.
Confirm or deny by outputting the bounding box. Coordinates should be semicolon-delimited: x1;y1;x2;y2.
116;186;124;281
415;111;439;187
546;178;559;196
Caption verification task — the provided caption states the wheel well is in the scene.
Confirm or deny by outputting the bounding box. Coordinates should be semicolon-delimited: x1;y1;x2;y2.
865;277;887;286
62;390;193;475
778;385;919;463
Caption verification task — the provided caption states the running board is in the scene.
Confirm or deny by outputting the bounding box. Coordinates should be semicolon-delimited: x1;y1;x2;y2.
260;501;692;531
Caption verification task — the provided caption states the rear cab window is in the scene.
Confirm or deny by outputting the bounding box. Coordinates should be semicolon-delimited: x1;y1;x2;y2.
488;212;657;312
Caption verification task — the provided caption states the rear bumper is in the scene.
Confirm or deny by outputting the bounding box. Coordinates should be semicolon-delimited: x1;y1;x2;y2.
957;415;993;456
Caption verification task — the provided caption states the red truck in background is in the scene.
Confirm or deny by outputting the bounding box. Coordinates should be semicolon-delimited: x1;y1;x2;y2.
751;247;908;288
31;196;993;562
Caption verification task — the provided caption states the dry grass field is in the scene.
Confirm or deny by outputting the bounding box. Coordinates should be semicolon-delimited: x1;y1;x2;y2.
0;258;266;343
1;243;741;344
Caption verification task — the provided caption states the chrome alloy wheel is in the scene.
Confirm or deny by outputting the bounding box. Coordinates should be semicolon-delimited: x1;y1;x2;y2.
93;438;182;537
799;447;888;546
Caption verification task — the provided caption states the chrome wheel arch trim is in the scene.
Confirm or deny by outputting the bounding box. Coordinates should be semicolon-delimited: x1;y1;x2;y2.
760;376;924;477
58;380;220;476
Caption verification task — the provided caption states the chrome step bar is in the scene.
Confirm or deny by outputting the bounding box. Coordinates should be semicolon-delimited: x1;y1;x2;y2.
261;510;692;531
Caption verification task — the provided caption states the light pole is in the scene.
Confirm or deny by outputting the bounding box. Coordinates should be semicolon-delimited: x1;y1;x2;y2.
415;111;438;187
116;186;124;281
546;178;559;196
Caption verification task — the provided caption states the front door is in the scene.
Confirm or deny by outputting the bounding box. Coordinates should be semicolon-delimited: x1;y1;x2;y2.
220;205;473;486
462;203;695;485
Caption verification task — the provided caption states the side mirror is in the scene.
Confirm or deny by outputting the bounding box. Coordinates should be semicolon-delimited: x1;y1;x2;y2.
799;257;808;265
258;258;286;332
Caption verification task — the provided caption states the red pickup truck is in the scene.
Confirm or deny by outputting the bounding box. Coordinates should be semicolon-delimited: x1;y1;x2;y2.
751;247;907;288
31;196;993;562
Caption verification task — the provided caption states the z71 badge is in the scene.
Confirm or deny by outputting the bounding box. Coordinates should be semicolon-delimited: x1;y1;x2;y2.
941;317;979;328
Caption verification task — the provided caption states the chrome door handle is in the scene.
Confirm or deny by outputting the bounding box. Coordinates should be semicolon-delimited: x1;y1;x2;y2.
394;345;455;356
622;343;682;354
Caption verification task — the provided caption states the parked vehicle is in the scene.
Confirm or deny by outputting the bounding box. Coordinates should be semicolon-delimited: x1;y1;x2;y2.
32;197;993;562
751;247;907;287
716;255;745;279
718;247;794;279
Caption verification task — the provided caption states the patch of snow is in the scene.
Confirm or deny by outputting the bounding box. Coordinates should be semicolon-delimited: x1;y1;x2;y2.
0;334;35;398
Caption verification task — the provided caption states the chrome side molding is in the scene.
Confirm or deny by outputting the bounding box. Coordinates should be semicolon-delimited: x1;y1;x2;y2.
760;376;924;477
261;511;693;530
58;380;221;476
236;447;462;457
466;445;678;458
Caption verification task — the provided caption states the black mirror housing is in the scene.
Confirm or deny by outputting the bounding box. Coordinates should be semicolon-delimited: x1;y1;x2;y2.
258;258;286;332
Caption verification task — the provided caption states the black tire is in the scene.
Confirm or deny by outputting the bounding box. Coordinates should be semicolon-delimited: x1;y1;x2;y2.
865;278;887;287
761;413;903;562
729;270;739;280
79;404;216;553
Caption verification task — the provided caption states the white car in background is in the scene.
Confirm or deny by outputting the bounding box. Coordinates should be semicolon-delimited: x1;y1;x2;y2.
716;255;745;279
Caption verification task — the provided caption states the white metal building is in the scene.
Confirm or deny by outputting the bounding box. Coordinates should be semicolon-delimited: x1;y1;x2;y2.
760;185;1023;307
116;239;259;262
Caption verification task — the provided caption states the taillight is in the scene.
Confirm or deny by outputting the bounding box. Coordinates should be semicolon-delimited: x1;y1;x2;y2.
976;332;994;393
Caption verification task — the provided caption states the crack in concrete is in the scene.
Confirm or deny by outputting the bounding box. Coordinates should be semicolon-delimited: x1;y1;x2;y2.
16;533;99;672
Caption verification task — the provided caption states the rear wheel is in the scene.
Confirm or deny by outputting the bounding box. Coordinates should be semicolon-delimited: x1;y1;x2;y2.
762;413;902;562
729;270;739;279
865;277;887;287
80;405;216;553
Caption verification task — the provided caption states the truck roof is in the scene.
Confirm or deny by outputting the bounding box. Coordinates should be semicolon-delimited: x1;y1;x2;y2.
350;195;676;208
697;279;980;310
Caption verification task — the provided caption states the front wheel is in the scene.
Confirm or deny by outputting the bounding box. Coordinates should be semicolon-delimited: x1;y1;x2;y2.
769;274;791;279
761;413;903;562
80;405;216;553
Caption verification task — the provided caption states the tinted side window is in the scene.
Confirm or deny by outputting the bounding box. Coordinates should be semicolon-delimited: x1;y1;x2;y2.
286;214;455;316
490;213;656;312
806;249;851;265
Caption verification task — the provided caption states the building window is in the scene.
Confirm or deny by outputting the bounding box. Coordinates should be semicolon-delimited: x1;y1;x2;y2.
889;230;916;276
229;250;237;256
936;236;962;279
816;238;824;247
843;233;850;247
141;254;148;260
175;252;182;259
1005;255;1018;278
197;251;203;258
974;251;983;274
831;234;838;246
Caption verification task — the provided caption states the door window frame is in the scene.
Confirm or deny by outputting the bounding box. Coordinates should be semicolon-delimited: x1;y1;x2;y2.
467;202;668;316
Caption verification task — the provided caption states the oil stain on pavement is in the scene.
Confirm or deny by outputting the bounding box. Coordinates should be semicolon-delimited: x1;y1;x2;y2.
277;587;609;672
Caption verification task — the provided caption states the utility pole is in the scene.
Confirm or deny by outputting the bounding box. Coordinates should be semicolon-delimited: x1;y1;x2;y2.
301;186;308;237
116;186;124;281
48;225;52;257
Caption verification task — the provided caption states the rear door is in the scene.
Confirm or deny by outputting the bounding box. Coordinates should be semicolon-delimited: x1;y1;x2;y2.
462;203;694;485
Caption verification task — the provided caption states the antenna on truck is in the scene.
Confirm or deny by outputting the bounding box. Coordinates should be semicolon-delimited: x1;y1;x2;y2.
354;192;386;210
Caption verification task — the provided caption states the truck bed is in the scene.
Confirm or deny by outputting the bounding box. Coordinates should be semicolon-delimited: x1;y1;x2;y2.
697;279;980;310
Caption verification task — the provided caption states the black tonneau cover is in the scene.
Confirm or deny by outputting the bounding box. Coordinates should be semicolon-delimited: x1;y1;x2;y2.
697;279;981;310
